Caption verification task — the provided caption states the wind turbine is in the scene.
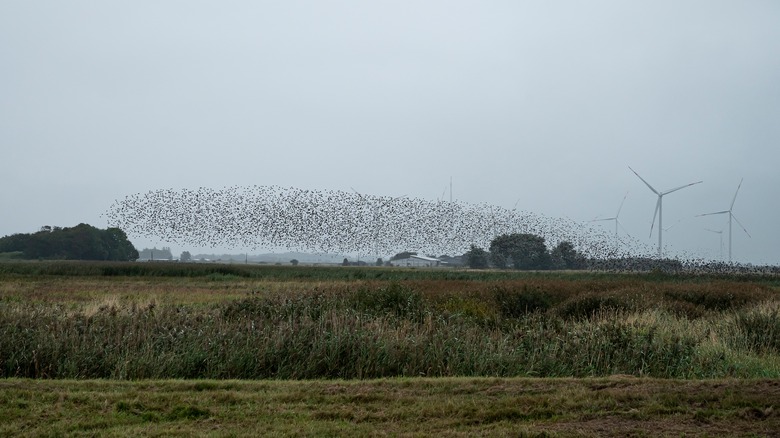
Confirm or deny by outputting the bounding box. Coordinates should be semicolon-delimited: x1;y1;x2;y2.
628;166;702;258
663;219;683;232
591;192;628;245
697;178;750;263
704;228;724;261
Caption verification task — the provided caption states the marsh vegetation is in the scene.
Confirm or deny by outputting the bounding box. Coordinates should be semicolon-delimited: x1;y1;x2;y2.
2;262;779;380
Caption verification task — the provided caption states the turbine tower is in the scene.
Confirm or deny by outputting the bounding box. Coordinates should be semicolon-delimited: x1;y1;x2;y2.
591;192;628;247
704;228;725;261
697;178;750;263
628;166;702;258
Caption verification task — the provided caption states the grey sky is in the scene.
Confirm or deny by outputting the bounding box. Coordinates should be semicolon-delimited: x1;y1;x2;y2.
2;1;779;263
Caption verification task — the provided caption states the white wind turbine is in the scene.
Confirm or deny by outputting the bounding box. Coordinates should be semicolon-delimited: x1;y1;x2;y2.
704;228;725;261
663;219;683;232
629;166;702;258
697;178;750;263
591;192;628;247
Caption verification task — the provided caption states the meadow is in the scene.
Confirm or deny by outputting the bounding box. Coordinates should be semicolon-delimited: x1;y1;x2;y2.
1;261;780;435
2;377;779;436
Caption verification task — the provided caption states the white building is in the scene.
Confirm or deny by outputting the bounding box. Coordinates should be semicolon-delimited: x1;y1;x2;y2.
389;255;441;267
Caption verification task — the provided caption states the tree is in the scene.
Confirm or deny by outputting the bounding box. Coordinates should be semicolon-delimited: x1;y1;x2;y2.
465;245;489;269
390;251;416;261
342;258;349;266
550;241;585;270
180;251;192;262
0;224;138;261
489;233;551;270
290;259;299;266
103;228;139;261
375;257;383;266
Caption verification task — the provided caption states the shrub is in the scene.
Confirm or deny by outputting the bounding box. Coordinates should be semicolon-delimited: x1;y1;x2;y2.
440;296;498;326
222;297;274;320
351;283;425;320
493;285;553;318
663;300;707;320
732;306;780;355
664;289;756;312
556;294;632;320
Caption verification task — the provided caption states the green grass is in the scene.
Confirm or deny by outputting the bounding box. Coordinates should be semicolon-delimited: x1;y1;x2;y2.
3;259;778;283
0;252;24;261
2;262;780;435
1;263;779;379
1;377;778;437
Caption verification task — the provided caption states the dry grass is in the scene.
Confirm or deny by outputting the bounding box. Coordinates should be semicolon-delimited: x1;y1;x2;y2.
2;265;779;380
2;264;780;435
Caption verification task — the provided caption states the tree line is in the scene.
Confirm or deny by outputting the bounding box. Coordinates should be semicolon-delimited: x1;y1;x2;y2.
465;233;586;270
0;224;139;261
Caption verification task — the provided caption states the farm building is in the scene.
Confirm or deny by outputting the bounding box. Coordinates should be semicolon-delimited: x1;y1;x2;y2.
389;255;442;267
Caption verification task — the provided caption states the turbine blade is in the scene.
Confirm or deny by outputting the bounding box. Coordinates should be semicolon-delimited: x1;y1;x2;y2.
649;197;660;238
662;180;703;195
616;192;628;217
732;213;751;238
730;178;743;210
617;219;632;237
664;219;682;232
591;217;617;222
704;228;722;234
696;210;729;217
628;166;659;195
350;187;365;200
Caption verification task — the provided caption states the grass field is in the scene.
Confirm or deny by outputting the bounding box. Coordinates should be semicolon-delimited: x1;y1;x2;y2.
2;377;779;437
1;261;779;435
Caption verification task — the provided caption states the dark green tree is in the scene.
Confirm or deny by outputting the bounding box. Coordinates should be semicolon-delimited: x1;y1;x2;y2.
0;224;138;261
290;259;299;266
180;251;192;262
103;228;139;261
489;233;551;270
550;241;585;270
465;244;489;269
375;258;383;266
390;251;417;261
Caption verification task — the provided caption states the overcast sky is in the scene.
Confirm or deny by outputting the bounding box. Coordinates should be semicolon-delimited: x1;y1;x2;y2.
2;1;779;264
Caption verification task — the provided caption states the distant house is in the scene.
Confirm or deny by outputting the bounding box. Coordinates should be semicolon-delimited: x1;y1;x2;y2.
389;255;441;267
137;247;174;261
438;255;465;267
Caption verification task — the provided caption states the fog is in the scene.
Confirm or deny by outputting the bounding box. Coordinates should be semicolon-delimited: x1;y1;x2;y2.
1;1;778;263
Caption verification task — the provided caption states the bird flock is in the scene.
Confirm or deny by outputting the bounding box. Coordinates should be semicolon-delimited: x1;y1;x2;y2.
105;185;654;260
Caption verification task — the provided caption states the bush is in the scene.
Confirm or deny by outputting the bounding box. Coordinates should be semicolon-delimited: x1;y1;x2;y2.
440;296;497;326
663;300;707;320
493;285;553;318
664;289;756;312
351;283;425;320
556;294;632;320
733;306;780;355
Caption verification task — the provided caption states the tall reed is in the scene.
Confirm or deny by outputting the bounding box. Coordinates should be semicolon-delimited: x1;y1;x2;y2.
2;280;778;379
